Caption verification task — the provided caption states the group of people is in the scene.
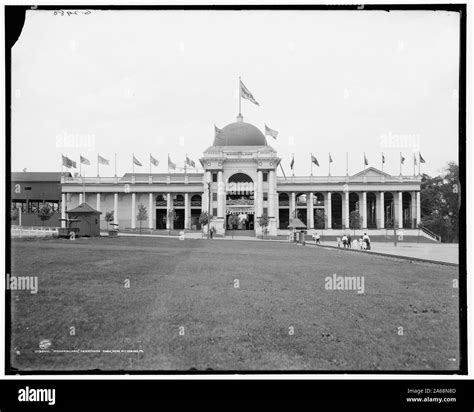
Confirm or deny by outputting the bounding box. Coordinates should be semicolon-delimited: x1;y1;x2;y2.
339;233;371;250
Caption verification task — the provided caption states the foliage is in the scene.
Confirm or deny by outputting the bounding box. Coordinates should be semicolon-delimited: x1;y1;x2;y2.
105;211;114;231
137;204;148;233
349;210;362;234
38;205;53;222
11;208;19;222
199;211;211;227
257;212;270;239
420;161;459;242
227;214;240;239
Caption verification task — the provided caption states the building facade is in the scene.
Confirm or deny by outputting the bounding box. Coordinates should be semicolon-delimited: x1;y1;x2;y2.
60;116;422;236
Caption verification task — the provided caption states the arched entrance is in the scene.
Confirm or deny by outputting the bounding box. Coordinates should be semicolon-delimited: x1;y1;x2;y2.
384;192;394;228
367;192;377;228
402;192;412;228
313;192;325;229
226;173;255;233
278;193;290;229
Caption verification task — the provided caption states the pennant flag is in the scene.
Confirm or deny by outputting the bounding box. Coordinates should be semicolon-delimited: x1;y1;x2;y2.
311;154;319;167
186;156;196;168
400;153;405;164
214;125;222;137
150;154;159;167
62;155;77;169
240;80;259;106
382;152;385;164
265;124;278;139
329;153;333;163
168;155;176;170
98;154;109;165
364;153;369;166
80;155;90;165
290;154;294;170
414;153;417;166
133;155;142;167
419;153;426;163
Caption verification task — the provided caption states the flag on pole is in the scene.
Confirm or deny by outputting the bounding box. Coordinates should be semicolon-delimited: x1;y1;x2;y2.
265;124;278;139
185;156;196;168
80;155;90;165
414;153;417;166
168;155;176;170
214;125;222;137
311;154;319;166
364;153;369;166
329;153;333;163
382;153;385;164
419;153;426;163
98;154;109;165
240;80;259;106
133;154;142;167
150;154;159;167
290;154;294;170
62;155;77;169
400;153;406;164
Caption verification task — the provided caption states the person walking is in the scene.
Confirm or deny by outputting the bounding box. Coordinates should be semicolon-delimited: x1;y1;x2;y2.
315;232;321;245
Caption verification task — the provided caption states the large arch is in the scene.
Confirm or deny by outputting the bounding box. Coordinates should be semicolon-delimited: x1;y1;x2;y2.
313;192;325;229
384;192;394;228
367;192;377;228
402;192;412;228
331;193;343;229
278;193;290;229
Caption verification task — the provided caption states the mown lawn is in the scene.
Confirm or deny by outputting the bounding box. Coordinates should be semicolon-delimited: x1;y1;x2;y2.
9;236;460;372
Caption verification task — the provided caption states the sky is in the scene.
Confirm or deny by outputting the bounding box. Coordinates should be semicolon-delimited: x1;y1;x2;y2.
11;8;460;178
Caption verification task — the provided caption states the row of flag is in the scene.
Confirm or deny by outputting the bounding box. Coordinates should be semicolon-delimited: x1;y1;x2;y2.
61;153;197;175
289;152;427;175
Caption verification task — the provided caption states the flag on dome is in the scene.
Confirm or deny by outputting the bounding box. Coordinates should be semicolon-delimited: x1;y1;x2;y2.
419;153;426;163
311;154;319;167
240;80;259;106
214;125;222;137
265;124;278;139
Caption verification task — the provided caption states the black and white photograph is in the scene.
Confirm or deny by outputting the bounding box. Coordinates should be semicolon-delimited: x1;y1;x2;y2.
5;3;466;378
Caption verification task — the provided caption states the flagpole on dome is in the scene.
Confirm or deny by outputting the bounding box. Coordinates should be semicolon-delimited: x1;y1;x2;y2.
79;153;82;177
238;76;242;118
132;153;135;174
310;153;313;177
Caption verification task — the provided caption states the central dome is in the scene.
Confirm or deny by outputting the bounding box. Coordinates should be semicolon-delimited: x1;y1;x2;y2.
213;121;267;146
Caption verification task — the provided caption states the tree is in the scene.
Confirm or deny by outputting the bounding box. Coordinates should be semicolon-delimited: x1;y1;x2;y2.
227;214;239;239
349;210;362;235
314;209;325;230
199;211;212;238
38;205;53;227
105;211;114;231
167;209;178;235
11;207;19;223
257;212;270;239
420;161;459;242
136;204;148;234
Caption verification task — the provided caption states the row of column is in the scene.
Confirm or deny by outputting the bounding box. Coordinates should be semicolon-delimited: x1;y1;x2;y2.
62;192;195;230
285;190;421;230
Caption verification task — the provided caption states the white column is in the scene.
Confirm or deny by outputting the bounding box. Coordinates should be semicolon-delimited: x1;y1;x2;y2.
397;191;403;229
148;193;153;229
131;193;136;229
217;170;224;218
268;170;275;217
344;191;349;229
326;192;332;229
308;193;314;229
113;193;118;225
184;193;190;229
361;191;367;229
61;193;66;228
411;191;417;228
291;192;296;219
257;170;263;217
379;191;385;229
166;193;171;230
79;193;83;204
416;191;421;227
96;193;101;212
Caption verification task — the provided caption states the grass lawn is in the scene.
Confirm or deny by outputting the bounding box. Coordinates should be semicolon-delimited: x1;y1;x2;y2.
9;236;460;372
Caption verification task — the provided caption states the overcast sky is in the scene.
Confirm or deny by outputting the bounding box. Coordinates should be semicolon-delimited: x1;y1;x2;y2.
11;9;460;177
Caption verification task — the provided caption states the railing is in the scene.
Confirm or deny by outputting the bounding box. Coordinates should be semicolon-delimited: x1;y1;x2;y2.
62;174;204;185
11;226;59;238
422;227;442;242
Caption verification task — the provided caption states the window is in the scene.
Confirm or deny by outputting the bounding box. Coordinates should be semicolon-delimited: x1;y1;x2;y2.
263;192;268;201
12;200;26;212
263;207;268;216
212;208;217;217
212;192;217;201
263;172;268;182
212;173;218;183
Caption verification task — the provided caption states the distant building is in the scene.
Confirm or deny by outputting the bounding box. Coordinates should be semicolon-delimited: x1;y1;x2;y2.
11;172;71;227
60;115;422;236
